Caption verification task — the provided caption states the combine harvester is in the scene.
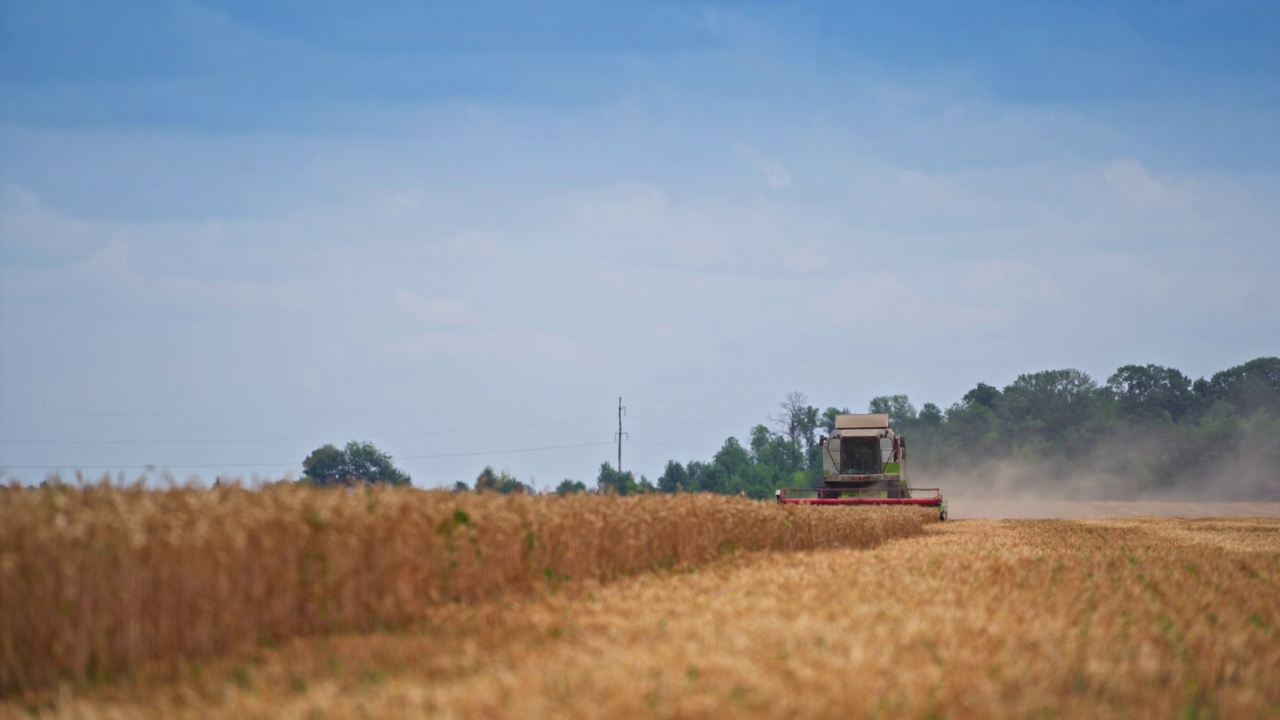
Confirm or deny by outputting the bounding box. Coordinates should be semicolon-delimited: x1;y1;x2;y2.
776;413;947;520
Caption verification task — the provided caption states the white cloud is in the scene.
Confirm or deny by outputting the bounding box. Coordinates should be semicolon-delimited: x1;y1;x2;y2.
669;234;734;267
874;168;1008;224
0;184;322;310
0;182;39;211
162;276;312;309
442;232;501;259
0;183;102;259
897;169;956;201
645;322;677;342
568;184;736;267
678;270;731;298
1081;250;1280;321
810;272;1005;331
736;145;792;190
783;247;828;273
956;259;1061;304
0;228;322;313
569;183;668;235
595;265;649;294
464;104;503;133
383;186;423;208
872;80;931;118
390;286;598;370
89;240;140;287
0;185;140;297
1103;159;1166;208
396;291;486;327
388;326;599;370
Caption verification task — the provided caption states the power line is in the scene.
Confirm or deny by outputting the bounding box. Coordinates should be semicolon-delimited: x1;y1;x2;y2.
0;403;756;474
1;414;747;445
0;416;614;445
0;397;615;418
1;461;300;471
0;441;618;471
629;397;762;411
402;441;615;460
628;439;708;450
627;414;743;428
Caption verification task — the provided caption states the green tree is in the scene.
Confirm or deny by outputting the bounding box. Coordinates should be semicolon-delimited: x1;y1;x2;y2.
475;466;529;494
1107;364;1195;423
1158;400;1243;486
685;460;711;493
918;402;944;428
962;383;1001;410
301;441;411;486
554;479;587;495
749;425;803;473
475;466;498;492
996;369;1112;457
344;441;412;485
596;462;639;495
943;401;999;451
774;392;820;448
1203;357;1280;416
869;394;917;427
999;370;1100;426
749;424;773;457
701;437;752;495
301;444;346;484
821;406;850;433
657;460;688;493
744;424;807;498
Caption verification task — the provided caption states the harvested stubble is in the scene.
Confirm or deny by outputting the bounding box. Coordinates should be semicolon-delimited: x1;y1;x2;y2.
0;483;933;695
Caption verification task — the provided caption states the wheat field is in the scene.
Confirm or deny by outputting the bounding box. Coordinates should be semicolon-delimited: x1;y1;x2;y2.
5;511;1278;719
0;483;932;696
3;487;1278;719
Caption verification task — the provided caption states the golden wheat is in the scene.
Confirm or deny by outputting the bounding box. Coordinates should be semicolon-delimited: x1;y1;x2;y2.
5;513;1275;719
0;483;932;695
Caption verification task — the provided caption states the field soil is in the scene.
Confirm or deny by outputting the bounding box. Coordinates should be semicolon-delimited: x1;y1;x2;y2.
6;506;1278;719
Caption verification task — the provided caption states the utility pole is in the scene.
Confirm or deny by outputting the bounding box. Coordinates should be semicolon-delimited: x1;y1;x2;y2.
616;396;627;474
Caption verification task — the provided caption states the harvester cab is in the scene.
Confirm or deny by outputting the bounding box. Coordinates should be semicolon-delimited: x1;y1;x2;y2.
776;413;948;520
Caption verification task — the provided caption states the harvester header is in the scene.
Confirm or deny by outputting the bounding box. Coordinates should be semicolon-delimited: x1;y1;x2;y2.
776;413;947;520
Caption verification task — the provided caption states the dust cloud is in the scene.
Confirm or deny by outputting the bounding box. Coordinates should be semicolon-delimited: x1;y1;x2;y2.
944;498;1280;520
919;413;1280;520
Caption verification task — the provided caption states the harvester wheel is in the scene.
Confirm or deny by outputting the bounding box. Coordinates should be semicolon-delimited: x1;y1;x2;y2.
939;509;948;522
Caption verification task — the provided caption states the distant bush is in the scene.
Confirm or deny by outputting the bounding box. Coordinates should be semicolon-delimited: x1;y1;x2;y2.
301;441;410;487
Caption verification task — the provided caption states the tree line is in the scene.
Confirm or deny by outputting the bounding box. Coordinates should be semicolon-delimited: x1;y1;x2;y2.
301;357;1278;499
892;357;1280;494
580;356;1278;499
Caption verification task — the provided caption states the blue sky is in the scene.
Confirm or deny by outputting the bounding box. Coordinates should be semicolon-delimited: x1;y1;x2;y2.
2;0;1278;487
